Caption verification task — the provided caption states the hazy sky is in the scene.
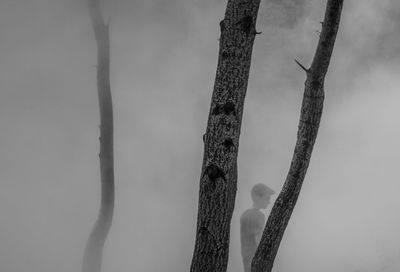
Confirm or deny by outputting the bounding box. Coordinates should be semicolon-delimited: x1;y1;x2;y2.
1;0;400;272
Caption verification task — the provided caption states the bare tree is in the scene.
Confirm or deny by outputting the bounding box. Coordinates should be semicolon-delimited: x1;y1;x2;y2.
190;0;262;271
82;0;114;272
251;1;344;271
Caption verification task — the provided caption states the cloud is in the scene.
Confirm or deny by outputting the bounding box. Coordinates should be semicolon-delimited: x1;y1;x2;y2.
259;0;307;28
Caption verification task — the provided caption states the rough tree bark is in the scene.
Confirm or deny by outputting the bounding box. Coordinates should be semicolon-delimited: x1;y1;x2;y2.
82;1;114;272
190;1;261;271
251;1;344;271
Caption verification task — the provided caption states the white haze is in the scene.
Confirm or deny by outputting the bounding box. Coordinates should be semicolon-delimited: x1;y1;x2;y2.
0;0;399;271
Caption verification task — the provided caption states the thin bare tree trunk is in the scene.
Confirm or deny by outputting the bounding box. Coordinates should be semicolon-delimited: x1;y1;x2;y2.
251;1;344;271
190;1;261;271
82;1;114;272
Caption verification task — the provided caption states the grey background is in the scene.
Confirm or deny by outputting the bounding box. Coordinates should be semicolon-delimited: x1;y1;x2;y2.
0;0;399;271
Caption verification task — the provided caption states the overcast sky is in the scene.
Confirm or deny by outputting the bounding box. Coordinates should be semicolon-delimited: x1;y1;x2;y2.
1;0;400;272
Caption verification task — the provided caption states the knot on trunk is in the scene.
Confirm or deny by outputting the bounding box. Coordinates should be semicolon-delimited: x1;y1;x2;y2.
221;138;235;151
203;164;226;182
212;101;236;116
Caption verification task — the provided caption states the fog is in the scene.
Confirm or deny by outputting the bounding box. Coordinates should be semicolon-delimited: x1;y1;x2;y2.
0;0;399;271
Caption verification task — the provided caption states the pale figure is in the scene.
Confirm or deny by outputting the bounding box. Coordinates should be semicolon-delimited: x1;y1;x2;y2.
240;184;274;272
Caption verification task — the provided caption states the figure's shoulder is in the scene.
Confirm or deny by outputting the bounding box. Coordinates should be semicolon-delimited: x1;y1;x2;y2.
240;209;263;221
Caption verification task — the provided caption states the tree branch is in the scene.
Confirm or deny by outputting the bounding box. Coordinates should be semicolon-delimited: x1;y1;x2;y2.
190;0;261;271
294;59;309;73
82;0;115;272
251;1;344;271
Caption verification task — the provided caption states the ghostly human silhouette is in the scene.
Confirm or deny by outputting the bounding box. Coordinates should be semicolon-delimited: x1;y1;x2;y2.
240;184;274;272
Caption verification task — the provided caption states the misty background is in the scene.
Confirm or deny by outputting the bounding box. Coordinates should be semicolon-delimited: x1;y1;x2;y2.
0;0;400;271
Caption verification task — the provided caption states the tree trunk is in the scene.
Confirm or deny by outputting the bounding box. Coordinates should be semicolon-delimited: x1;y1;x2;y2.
251;1;343;271
82;1;114;272
190;1;261;271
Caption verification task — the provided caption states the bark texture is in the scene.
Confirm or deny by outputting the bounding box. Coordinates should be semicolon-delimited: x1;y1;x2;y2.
251;1;343;271
82;1;114;272
190;1;261;271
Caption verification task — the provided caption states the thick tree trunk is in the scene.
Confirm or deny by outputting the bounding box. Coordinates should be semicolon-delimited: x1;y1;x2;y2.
82;1;114;272
190;1;261;271
251;1;343;272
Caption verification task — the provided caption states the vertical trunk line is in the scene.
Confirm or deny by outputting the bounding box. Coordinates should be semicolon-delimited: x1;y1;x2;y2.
190;0;261;271
251;1;343;271
83;1;114;272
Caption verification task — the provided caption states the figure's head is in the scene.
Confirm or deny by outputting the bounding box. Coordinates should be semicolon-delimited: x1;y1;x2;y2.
251;183;275;209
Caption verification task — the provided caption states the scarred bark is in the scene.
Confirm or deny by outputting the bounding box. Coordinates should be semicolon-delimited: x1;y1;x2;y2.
190;1;261;271
251;1;343;272
82;1;114;272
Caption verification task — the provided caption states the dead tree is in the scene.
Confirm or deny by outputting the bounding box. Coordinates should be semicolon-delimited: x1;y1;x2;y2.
190;0;261;271
82;0;114;272
251;1;344;271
